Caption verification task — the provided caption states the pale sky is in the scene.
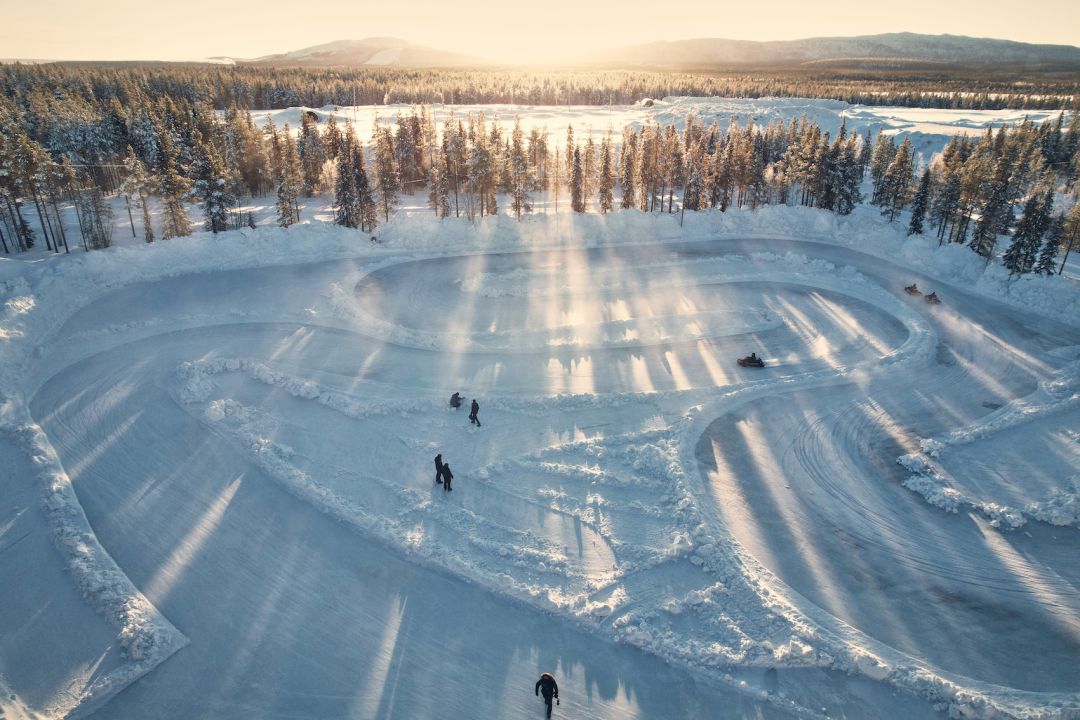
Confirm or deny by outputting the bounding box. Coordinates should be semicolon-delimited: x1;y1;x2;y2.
4;0;1080;63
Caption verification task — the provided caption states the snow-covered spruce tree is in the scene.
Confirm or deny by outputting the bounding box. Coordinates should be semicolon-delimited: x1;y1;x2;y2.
835;132;864;216
582;135;597;209
1002;191;1051;275
869;133;897;204
121;145;155;243
1057;203;1080;274
444;119;467;218
192;134;235;233
816;131;841;212
157;131;191;240
509;118;531;220
334;129;360;229
908;167;932;235
969;157;1011;259
564;124;575;181
620;128;637;210
598;133;615;214
298;113;326;196
276;126;303;228
880;138;914;222
428;157;450;219
323;114;342;162
373;124;399;223
931;137;966;243
570;147;585;213
355;141;378;233
465;122;494;219
1034;214;1064;275
527;126;548;191
664;128;685;212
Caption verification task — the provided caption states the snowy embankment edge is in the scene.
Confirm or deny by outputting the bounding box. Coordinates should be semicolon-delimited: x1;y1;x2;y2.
897;349;1080;530
0;406;189;720
674;393;1080;720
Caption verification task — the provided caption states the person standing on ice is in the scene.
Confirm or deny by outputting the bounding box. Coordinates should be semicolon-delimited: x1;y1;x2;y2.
434;453;445;485
441;463;453;491
469;398;481;427
535;672;559;717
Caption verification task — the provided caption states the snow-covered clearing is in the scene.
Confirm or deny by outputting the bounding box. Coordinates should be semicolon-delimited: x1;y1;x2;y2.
257;98;1064;162
2;197;1079;720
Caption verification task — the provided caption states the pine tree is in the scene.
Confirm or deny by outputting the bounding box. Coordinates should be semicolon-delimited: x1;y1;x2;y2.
836;133;864;216
570;147;585;213
970;158;1011;259
121;145;155;242
1034;214;1063;275
582;135;597;209
597;134;615;214
465;120;494;219
620;128;637;210
323;114;343;161
373;125;399;222
1003;193;1048;275
276;125;303;227
1057;203;1080;274
880;138;914;222
870;133;897;204
908;167;932;235
157;131;191;239
192;133;235;233
297;113;326;195
509;117;531;220
355;140;378;232
931;138;966;243
334;127;360;229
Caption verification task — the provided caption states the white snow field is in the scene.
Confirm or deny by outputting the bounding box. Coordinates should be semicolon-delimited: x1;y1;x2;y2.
2;200;1079;720
258;98;1065;163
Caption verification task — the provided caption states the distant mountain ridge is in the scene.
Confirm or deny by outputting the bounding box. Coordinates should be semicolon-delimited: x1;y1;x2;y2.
245;33;1080;71
574;33;1080;69
243;37;489;68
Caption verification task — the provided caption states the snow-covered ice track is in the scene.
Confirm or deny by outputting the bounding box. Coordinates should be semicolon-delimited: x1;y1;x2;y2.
8;233;1078;719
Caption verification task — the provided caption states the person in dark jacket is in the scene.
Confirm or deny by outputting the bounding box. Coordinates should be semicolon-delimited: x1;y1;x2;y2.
434;453;444;484
535;672;559;717
469;398;481;427
442;463;453;491
450;392;462;409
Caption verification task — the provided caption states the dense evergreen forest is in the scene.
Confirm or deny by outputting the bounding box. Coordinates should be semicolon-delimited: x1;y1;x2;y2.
3;63;1078;114
0;63;1078;275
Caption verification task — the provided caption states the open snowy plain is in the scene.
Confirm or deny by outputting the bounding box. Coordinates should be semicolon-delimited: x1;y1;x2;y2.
2;102;1079;720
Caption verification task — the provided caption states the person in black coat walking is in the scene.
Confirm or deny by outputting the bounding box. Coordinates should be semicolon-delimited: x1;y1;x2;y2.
434;453;445;484
469;398;481;426
442;463;453;491
535;672;559;717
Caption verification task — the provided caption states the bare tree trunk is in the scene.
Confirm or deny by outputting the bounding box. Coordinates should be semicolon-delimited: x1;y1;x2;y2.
50;199;69;253
1060;227;1078;275
5;196;28;251
124;195;136;237
30;187;54;251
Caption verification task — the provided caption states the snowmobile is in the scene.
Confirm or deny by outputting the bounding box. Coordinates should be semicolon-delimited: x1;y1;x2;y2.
904;283;921;295
737;353;766;368
924;292;941;305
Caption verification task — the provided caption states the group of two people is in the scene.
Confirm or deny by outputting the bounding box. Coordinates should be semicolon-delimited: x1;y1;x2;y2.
449;392;481;426
433;453;454;491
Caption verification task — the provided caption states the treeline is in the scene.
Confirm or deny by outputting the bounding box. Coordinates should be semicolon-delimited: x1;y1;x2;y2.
2;63;1078;120
1;92;1078;275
